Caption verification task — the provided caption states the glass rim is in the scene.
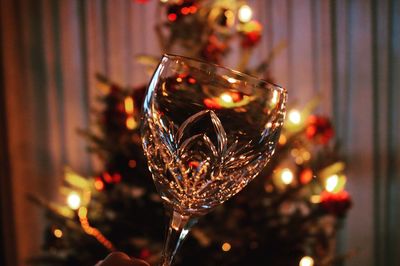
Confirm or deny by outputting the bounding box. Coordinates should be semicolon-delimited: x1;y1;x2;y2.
162;53;287;94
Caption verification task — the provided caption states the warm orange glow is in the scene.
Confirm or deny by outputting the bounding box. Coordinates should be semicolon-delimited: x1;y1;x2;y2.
78;207;115;251
222;242;231;252
300;168;313;184
124;96;134;114
310;195;321;204
176;77;183;82
94;178;105;191
279;134;287;145
54;228;63;238
189;161;199;168
126;116;137;130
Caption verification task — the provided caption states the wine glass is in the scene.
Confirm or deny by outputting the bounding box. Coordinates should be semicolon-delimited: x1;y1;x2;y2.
141;54;287;266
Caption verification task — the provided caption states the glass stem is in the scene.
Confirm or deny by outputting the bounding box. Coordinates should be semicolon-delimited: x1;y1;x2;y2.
160;210;198;266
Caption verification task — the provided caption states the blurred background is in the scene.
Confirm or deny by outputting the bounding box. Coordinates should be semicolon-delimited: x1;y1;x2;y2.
0;0;399;266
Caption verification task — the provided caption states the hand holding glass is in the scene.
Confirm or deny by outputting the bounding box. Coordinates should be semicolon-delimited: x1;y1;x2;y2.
141;54;287;266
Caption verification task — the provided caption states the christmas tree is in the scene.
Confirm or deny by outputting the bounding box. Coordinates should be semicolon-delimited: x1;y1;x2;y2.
30;1;352;266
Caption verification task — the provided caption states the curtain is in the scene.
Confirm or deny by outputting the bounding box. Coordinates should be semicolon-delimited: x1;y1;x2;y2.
1;0;399;265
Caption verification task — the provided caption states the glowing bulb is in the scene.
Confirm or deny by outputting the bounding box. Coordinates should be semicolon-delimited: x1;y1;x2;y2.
279;134;287;145
53;228;63;238
220;93;233;103
94;178;105;191
299;256;314;266
310;195;321;204
281;168;294;185
227;77;237;83
222;242;231;252
238;5;253;23
67;192;81;210
288;109;301;124
160;0;168;3
126;116;137;130
271;90;279;104
124;96;134;114
325;174;339;192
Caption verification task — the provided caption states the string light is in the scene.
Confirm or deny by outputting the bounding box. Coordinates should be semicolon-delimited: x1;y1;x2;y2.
103;172;113;183
288;109;301;124
124;96;137;130
160;0;168;3
78;207;115;251
53;228;63;238
279;134;287;145
94;178;105;191
281;168;294;185
238;5;253;23
299;256;314;266
220;93;233;104
325;174;339;192
67;192;81;210
310;195;321;204
126;116;137;130
221;242;231;252
300;168;313;184
271;90;279;104
124;96;134;115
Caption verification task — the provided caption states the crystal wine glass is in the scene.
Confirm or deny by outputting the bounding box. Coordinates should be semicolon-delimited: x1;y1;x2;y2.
141;54;287;266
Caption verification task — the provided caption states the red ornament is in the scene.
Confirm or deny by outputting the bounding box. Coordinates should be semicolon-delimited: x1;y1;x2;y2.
166;0;198;22
203;98;221;109
101;171;122;184
139;248;151;260
300;168;313;184
188;161;200;169
320;191;352;217
240;20;262;48
94;177;105;191
241;31;261;48
103;172;114;183
305;115;334;144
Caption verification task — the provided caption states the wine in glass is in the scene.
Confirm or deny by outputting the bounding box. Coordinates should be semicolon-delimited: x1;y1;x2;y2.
141;54;287;266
